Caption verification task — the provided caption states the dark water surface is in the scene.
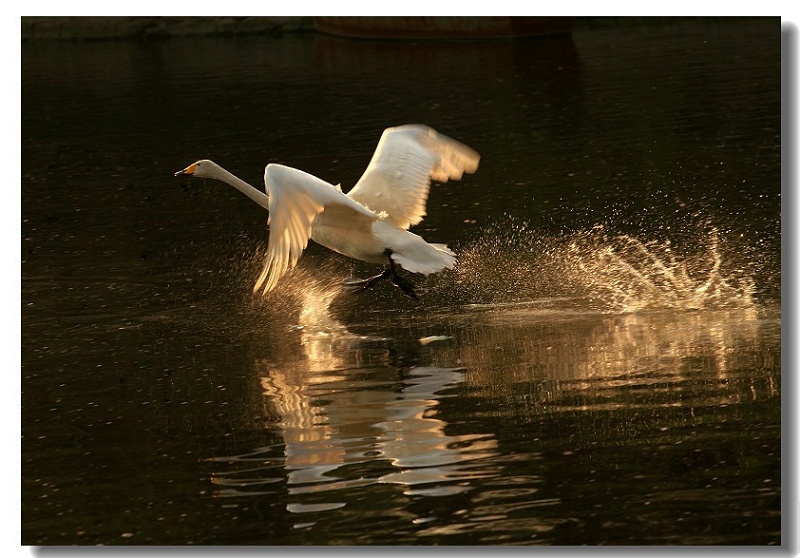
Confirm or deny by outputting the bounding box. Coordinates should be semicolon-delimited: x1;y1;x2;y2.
22;18;782;545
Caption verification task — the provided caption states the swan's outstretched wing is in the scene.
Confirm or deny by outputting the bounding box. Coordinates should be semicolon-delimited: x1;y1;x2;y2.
255;163;380;294
347;125;480;230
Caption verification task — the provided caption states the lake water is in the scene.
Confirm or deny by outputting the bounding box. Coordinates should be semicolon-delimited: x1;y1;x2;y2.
21;18;782;546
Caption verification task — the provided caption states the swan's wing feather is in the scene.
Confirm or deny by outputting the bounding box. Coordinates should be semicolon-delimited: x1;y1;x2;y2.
347;125;480;230
255;164;378;294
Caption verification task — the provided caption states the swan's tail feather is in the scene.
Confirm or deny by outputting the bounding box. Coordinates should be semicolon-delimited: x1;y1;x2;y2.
391;242;456;275
430;243;456;258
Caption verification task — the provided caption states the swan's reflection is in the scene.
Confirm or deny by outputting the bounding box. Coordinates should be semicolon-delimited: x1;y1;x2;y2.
261;362;497;497
210;268;778;518
213;285;498;507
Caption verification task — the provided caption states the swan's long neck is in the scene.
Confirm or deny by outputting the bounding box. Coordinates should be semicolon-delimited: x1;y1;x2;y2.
212;165;270;211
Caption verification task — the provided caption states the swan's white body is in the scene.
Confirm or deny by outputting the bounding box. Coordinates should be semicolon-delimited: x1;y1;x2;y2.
176;124;479;295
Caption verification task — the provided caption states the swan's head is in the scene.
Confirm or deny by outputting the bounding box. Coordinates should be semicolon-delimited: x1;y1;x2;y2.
174;159;220;179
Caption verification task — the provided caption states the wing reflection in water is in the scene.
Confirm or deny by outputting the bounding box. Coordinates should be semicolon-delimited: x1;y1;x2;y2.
261;363;498;497
209;281;499;510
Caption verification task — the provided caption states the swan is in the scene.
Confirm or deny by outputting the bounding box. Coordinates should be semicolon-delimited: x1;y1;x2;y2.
175;124;480;298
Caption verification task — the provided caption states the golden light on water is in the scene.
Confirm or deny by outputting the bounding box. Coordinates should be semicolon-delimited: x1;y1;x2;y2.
209;220;776;503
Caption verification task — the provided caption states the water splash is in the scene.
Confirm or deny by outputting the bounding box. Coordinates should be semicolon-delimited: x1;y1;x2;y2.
445;218;758;313
562;225;756;312
246;256;350;332
439;220;554;305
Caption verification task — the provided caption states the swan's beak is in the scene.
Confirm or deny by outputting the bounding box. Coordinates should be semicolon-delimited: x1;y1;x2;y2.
174;162;198;177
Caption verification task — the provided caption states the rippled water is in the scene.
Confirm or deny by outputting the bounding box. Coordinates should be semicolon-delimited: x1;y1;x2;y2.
22;18;781;546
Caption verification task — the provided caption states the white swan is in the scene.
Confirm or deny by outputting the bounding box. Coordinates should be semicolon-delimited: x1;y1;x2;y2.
175;124;479;298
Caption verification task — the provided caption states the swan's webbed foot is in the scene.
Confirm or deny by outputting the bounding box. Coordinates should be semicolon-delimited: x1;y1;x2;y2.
341;250;419;300
342;269;391;291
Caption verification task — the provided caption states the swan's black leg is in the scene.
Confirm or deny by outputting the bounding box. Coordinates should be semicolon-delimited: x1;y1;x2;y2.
341;250;418;299
385;250;419;300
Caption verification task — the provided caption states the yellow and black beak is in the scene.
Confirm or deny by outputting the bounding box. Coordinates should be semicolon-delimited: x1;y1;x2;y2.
174;162;198;177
